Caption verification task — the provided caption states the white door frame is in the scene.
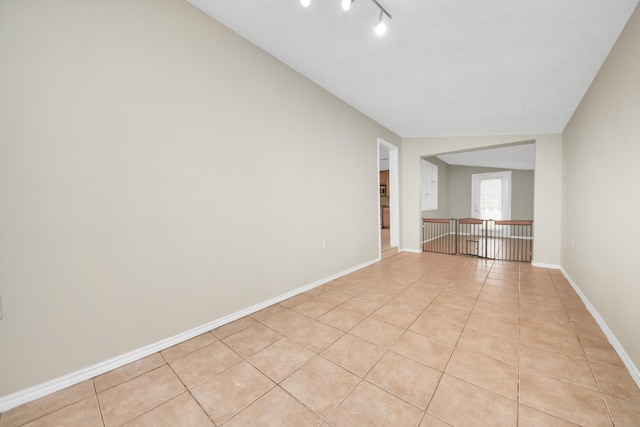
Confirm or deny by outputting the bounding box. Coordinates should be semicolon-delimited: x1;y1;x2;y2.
471;171;512;220
378;138;400;254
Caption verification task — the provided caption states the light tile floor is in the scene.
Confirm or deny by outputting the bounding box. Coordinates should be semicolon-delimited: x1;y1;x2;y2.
2;252;640;426
381;228;397;260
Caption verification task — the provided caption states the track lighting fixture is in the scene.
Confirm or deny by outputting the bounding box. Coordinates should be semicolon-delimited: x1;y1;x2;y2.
299;0;392;36
371;0;391;36
374;9;387;35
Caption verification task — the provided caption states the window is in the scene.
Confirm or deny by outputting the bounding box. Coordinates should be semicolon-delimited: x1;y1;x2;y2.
421;159;438;210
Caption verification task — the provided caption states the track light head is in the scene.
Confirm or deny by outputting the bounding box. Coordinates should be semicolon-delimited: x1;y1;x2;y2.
300;0;310;7
375;9;387;36
341;0;354;11
375;20;387;36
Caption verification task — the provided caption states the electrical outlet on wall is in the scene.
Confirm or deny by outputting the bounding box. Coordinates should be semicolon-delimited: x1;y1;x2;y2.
0;296;3;320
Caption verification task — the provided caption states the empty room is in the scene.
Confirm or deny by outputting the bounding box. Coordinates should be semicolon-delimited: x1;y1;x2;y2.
1;0;639;425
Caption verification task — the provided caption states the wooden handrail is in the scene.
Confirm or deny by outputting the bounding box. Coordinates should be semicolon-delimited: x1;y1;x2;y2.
494;220;533;226
422;218;533;226
422;218;452;224
458;218;483;225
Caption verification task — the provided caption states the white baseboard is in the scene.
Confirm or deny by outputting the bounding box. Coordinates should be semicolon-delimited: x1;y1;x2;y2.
0;257;379;413
400;247;422;254
531;261;561;269
560;268;640;390
421;232;452;245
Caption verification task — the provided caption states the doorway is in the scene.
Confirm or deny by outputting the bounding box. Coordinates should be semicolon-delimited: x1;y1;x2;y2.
471;171;512;220
378;138;399;257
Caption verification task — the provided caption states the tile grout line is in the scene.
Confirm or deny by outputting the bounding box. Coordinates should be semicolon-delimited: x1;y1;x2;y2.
552;267;622;426
552;272;617;427
519;265;616;425
102;362;195;427
169;335;259;426
345;259;448;418
7;254;637;425
421;256;499;420
229;332;315;424
249;303;352;425
2;381;103;427
246;305;355;425
160;351;218;427
516;261;522;426
361;257;462;420
321;260;446;422
258;264;424;424
91;379;106;427
252;257;457;424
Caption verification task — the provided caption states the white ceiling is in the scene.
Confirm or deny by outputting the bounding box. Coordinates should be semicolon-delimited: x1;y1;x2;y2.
187;0;638;138
436;143;536;170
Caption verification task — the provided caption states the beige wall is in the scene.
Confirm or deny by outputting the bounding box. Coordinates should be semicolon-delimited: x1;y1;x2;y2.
0;0;399;397
562;5;640;373
401;135;562;266
446;166;534;220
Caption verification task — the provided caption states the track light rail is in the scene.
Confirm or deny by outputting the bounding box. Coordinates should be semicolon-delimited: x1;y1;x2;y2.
300;0;393;36
370;0;392;19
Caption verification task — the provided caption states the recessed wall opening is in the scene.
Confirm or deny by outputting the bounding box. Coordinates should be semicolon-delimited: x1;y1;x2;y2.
421;141;535;262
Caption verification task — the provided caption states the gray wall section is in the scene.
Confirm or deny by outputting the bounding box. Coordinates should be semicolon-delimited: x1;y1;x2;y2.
421;156;449;219
447;166;534;220
422;163;534;221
